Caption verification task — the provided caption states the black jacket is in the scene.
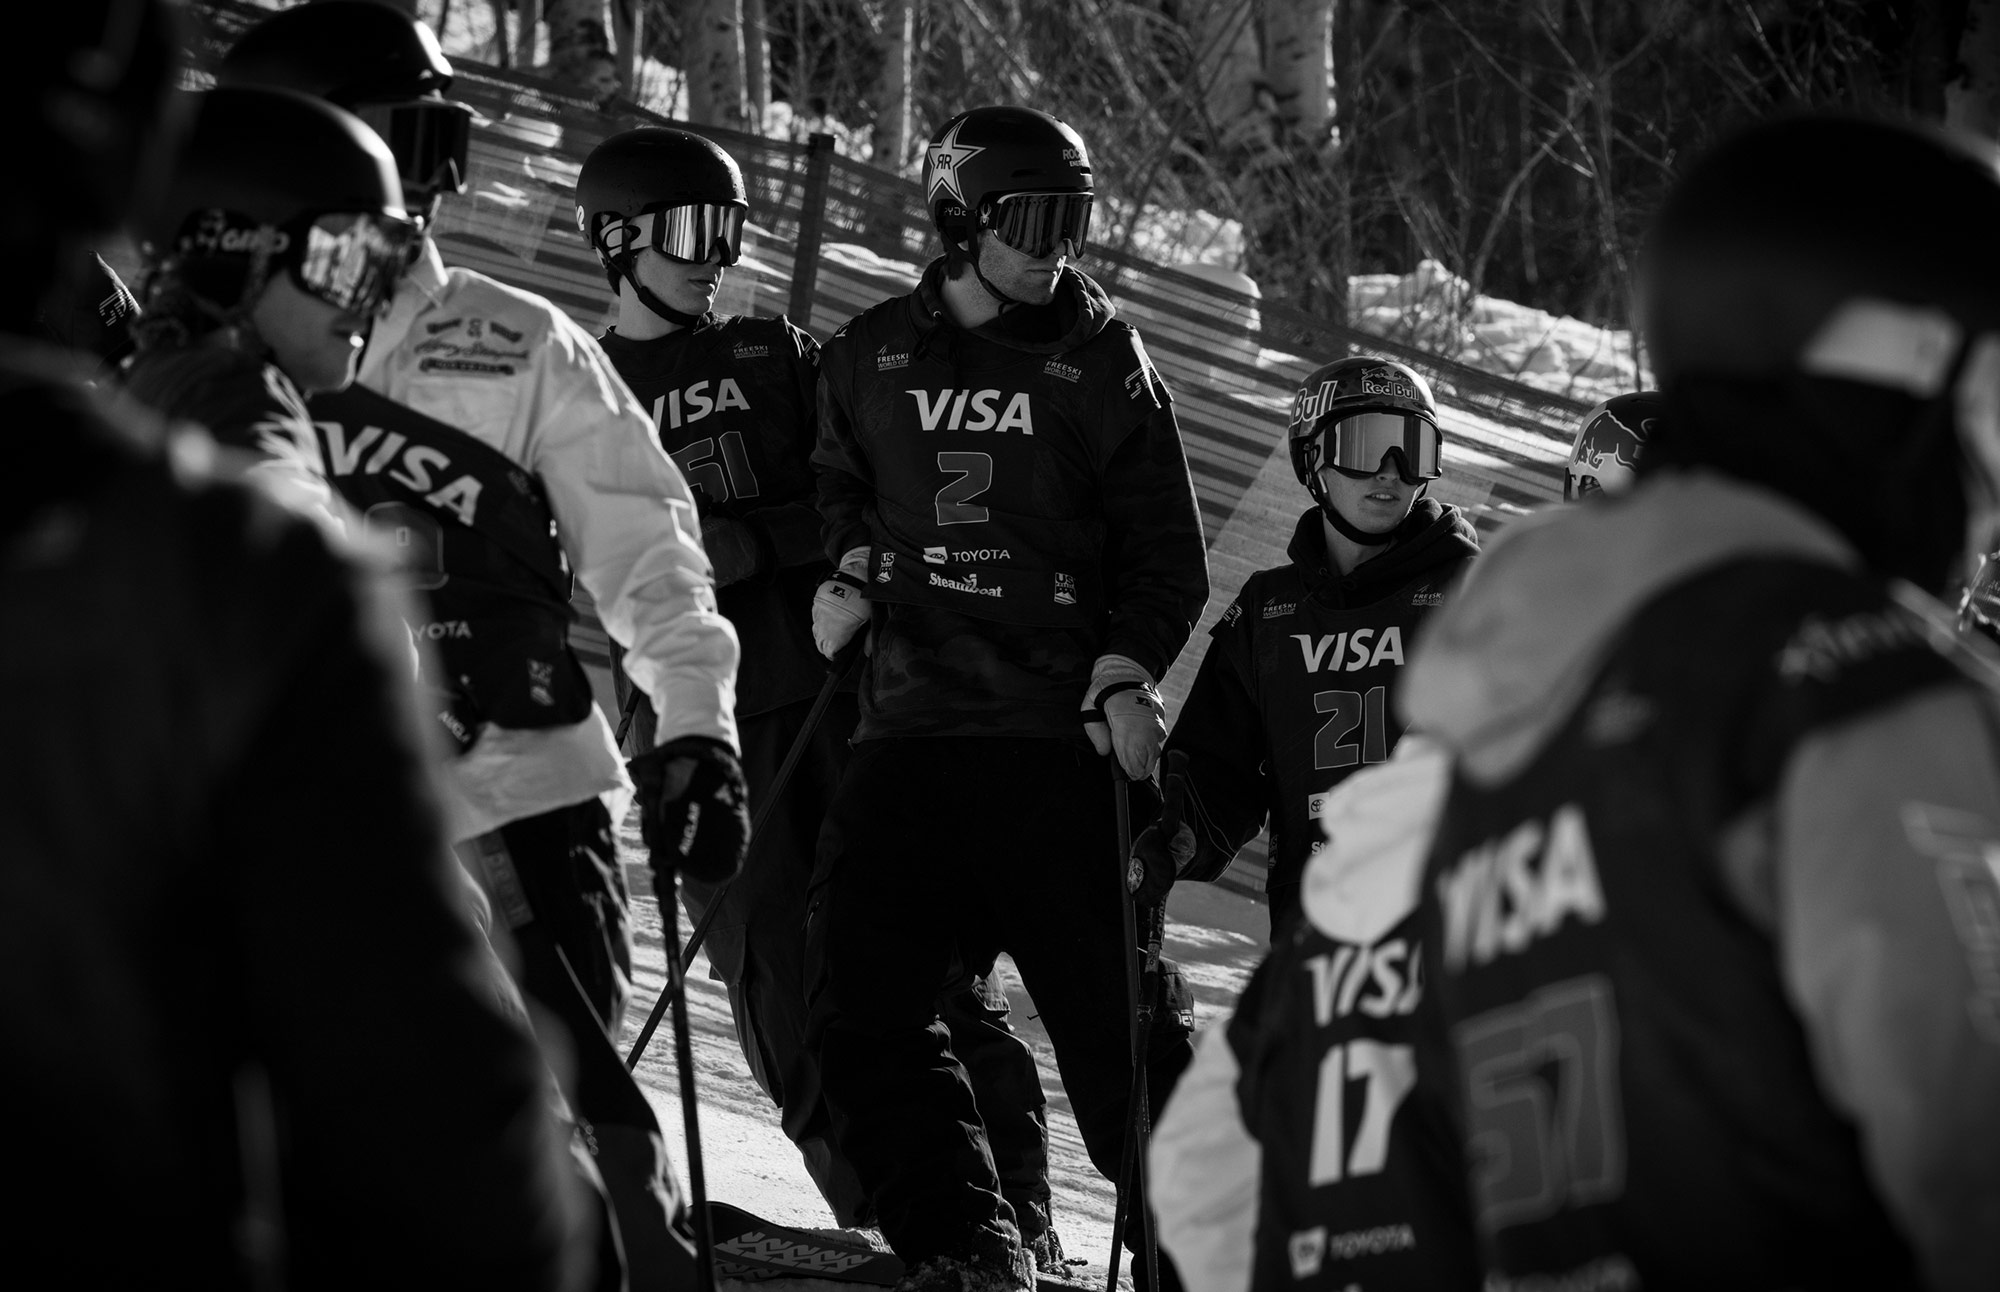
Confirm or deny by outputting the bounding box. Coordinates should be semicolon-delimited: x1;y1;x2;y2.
1;351;584;1289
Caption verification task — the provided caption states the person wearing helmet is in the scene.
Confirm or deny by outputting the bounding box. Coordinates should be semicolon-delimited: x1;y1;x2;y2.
1564;391;1663;501
121;84;417;530
4;3;591;1286
219;4;747;1286
1145;400;1662;1292
578;125;1061;1251
806;104;1209;1292
1399;115;2000;1291
1127;356;1479;939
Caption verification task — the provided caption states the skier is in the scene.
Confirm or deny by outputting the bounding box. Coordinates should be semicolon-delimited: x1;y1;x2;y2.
1407;114;2000;1290
1128;357;1479;938
219;5;748;1287
577;125;1063;1253
806;104;1209;1292
1144;396;1659;1292
4;2;589;1286
122;84;417;531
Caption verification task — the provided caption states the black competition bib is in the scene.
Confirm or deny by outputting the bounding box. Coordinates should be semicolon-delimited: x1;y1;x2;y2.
309;382;593;747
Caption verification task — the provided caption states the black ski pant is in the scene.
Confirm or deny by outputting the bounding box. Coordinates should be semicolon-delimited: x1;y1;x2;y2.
675;692;1053;1232
465;801;698;1292
805;737;1194;1272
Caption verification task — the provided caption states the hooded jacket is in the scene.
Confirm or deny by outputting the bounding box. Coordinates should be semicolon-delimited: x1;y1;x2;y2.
1404;471;2000;1291
1167;500;1479;931
813;257;1208;740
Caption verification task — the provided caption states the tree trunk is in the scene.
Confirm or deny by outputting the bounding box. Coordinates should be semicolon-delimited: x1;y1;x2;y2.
873;0;916;172
686;0;750;128
515;0;541;68
1266;0;1332;139
743;0;771;130
611;0;642;99
1950;0;2000;140
545;0;621;103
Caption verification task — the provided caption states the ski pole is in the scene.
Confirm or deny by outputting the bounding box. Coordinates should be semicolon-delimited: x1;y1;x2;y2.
1106;764;1143;1292
626;638;863;1070
659;863;720;1292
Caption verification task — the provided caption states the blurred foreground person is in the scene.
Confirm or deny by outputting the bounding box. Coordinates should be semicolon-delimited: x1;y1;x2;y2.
2;2;589;1288
1408;114;2000;1290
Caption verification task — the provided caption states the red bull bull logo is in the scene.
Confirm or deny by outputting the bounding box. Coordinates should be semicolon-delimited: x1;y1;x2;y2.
1566;395;1660;499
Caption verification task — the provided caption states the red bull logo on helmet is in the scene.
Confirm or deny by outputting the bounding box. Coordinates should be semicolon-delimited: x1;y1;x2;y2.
1567;396;1660;499
1292;366;1418;429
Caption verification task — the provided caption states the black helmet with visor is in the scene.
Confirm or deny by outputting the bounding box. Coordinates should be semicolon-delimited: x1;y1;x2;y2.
139;87;416;327
577;126;749;326
924;106;1093;265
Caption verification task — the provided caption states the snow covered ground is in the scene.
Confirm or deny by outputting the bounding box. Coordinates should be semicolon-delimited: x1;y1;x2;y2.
612;808;1268;1288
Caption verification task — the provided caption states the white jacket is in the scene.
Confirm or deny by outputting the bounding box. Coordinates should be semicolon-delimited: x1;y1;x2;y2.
359;239;740;841
1149;738;1450;1292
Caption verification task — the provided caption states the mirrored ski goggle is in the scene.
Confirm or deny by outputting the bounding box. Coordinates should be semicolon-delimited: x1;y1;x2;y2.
355;97;474;203
287;210;420;315
638;202;748;266
982;190;1093;258
1313;411;1443;482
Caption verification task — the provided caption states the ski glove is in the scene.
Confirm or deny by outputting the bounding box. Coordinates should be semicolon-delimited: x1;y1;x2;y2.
701;515;767;588
628;736;751;885
1083;653;1167;780
1129;751;1196;907
811;547;872;658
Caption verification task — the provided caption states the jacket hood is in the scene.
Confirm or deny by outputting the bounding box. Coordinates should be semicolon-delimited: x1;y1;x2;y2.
910;256;1115;359
1288;498;1481;606
1301;736;1451;946
1399;470;1857;784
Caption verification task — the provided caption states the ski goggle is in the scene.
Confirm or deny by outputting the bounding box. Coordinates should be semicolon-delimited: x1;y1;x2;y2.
286;210;420;315
638;202;748;266
354;97;474;203
1312;411;1443;482
982;190;1093;258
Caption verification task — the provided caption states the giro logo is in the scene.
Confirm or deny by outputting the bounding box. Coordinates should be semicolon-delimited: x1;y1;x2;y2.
906;388;1034;434
182;210;288;258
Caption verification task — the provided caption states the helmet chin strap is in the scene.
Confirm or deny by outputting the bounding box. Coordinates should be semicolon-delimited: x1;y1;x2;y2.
615;254;705;328
968;230;1029;312
1317;479;1427;544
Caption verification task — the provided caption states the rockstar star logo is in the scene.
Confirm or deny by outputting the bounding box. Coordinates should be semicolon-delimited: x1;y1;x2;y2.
926;120;986;207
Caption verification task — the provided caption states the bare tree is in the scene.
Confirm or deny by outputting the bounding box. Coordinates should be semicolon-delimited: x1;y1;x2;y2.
872;0;916;171
684;0;750;126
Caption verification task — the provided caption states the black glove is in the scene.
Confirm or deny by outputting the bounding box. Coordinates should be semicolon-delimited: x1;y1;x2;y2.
627;736;751;885
1128;750;1195;908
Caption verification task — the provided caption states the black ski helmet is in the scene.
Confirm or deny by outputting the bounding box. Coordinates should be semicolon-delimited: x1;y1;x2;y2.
1641;113;2000;589
577;127;749;327
140;86;411;323
1565;391;1663;501
218;0;470;216
923;106;1092;256
577;127;748;267
7;0;180;301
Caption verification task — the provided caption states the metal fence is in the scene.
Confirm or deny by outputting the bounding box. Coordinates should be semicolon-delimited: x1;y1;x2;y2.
192;1;1586;895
